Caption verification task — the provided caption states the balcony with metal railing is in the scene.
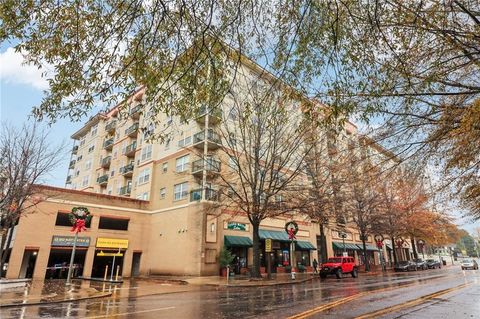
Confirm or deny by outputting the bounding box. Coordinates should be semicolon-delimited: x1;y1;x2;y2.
105;120;117;133
119;184;132;196
66;175;72;184
97;174;109;186
191;159;221;177
123;141;137;157
129;105;142;119
125;123;139;137
120;163;134;177
195;105;222;125
101;156;112;168
69;160;76;169
72;145;78;154
103;137;114;150
193;129;222;150
190;187;220;202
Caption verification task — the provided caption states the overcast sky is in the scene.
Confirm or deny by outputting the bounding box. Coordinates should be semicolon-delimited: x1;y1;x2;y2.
1;43;478;236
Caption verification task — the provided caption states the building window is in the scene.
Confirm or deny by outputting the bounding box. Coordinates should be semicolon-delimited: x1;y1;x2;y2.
141;144;152;161
85;158;92;170
77;155;83;161
162;162;168;173
136;192;149;200
174;182;189;200
88;144;95;153
82;176;89;187
55;212;91;228
175;155;189;172
80;136;86;146
177;135;192;147
98;216;129;231
160;187;166;199
137;168;151;185
91;124;98;136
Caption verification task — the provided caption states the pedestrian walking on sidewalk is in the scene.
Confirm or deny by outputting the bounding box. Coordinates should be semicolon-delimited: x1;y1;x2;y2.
313;259;318;274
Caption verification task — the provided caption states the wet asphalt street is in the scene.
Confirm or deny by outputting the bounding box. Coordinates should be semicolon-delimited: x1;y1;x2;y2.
1;265;479;319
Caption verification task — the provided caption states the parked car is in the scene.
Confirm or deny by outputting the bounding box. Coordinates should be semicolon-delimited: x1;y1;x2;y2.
413;258;428;270
461;259;479;270
320;256;358;279
425;259;442;269
394;261;417;272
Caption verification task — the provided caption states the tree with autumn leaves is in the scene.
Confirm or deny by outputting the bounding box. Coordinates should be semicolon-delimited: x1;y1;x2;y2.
375;168;462;266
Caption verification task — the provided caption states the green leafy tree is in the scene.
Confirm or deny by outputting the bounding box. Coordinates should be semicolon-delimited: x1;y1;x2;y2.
2;0;479;219
218;247;235;268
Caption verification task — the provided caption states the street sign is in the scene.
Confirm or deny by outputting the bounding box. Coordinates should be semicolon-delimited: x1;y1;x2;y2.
265;239;272;252
97;251;123;257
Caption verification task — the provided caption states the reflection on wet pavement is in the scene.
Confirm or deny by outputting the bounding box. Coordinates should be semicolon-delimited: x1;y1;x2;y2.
1;266;478;319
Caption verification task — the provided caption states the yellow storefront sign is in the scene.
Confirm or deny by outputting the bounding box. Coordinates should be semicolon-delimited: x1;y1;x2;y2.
96;238;129;249
97;251;123;257
265;238;272;252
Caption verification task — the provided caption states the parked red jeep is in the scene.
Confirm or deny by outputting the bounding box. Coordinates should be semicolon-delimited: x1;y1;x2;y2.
319;256;358;279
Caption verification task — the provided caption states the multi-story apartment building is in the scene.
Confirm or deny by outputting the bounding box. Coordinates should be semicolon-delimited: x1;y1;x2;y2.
5;54;398;280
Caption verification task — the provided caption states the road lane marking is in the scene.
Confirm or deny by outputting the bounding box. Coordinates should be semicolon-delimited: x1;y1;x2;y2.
354;283;471;319
85;306;176;318
287;283;422;319
287;273;465;319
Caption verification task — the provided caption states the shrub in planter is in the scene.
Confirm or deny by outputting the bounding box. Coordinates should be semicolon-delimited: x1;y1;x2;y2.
219;247;235;276
298;264;306;273
285;266;292;273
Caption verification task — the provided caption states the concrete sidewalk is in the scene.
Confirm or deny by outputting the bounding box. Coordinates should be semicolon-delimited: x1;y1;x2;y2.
0;279;111;308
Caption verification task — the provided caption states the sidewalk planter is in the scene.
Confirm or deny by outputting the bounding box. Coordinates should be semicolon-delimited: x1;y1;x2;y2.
285;266;292;273
297;265;306;273
220;268;228;277
260;267;266;274
240;267;248;275
276;267;286;273
305;266;313;273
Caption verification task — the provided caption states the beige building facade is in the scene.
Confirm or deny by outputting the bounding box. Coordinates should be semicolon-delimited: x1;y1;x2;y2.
5;54;398;280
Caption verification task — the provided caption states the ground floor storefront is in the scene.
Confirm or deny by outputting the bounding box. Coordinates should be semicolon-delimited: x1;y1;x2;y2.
223;229;317;275
332;241;380;267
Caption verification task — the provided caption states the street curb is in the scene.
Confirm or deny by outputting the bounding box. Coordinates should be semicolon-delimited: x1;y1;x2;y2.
0;291;112;308
209;276;316;288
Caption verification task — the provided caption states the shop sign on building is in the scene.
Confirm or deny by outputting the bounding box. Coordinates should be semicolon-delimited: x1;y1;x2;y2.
265;238;272;252
96;237;129;249
97;251;123;257
227;222;247;231
51;236;90;247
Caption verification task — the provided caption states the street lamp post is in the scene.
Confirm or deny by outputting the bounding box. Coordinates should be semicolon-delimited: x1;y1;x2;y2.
417;239;425;259
340;232;348;256
66;207;91;285
374;234;386;272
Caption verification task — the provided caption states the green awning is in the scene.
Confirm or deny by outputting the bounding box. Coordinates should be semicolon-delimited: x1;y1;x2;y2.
224;235;253;247
332;242;360;250
356;244;379;251
296;241;316;250
259;229;290;242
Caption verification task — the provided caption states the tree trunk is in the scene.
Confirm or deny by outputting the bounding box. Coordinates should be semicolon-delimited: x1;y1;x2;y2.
1;225;15;266
411;237;418;259
0;227;6;277
251;221;261;278
361;237;370;272
319;223;328;263
391;235;398;267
